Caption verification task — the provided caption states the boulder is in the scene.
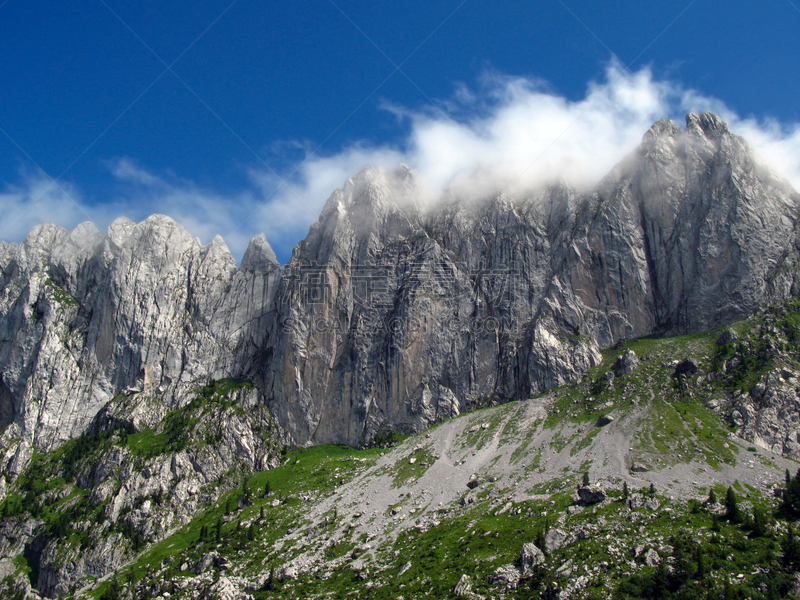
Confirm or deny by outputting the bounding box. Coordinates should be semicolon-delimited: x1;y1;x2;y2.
544;528;571;553
453;574;473;597
577;485;606;505
644;549;661;567
626;494;660;511
397;562;412;577
489;564;520;588
519;542;545;574
613;349;640;376
596;414;615;427
673;358;699;378
192;552;219;575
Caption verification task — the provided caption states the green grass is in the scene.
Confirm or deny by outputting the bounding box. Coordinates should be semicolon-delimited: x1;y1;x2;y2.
570;426;601;456
459;403;515;451
12;555;33;585
389;444;436;488
88;443;384;598
44;278;79;307
125;378;257;458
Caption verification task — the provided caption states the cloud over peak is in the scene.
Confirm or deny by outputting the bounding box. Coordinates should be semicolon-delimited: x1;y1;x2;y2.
2;63;800;263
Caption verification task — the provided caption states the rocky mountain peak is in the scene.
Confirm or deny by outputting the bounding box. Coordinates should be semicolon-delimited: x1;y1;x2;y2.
642;118;682;144
64;221;103;249
19;223;69;269
685;111;731;139
106;216;136;247
241;233;279;271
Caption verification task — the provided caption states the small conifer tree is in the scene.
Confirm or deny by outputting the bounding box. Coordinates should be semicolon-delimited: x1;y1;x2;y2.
752;506;767;537
725;487;742;523
782;468;800;516
695;547;706;579
783;526;800;569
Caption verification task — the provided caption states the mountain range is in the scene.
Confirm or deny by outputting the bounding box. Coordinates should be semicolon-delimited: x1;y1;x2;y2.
1;113;800;599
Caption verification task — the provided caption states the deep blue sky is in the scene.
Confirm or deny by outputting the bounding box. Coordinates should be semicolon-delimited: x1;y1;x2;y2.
1;0;799;262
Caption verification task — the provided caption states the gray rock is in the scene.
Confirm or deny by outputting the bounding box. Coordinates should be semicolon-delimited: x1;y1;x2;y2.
673;359;699;378
596;414;615;427
202;576;244;600
192;552;219;575
544;528;571;553
489;564;520;588
626;494;660;511
716;329;738;345
613;349;640;376
453;574;473;597
724;368;800;457
519;542;546;574
630;462;649;473
644;549;661;567
577;485;606;505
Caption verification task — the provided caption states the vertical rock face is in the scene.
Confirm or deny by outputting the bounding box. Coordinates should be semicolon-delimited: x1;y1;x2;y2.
0;112;799;459
0;215;281;462
265;113;800;446
266;168;603;446
547;113;799;346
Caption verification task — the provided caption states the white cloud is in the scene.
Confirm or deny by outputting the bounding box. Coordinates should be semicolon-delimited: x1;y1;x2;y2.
259;61;800;233
2;62;800;264
0;174;92;244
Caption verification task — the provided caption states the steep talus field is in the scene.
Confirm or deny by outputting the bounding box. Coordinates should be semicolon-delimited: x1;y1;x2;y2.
2;113;800;598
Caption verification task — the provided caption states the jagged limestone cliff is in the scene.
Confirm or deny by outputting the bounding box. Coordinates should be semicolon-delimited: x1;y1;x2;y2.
1;112;799;464
264;112;800;447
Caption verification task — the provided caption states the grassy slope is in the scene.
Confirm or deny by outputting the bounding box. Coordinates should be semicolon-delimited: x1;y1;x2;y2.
74;302;800;600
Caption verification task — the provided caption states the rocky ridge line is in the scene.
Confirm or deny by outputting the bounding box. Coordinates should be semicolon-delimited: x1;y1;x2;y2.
0;112;799;468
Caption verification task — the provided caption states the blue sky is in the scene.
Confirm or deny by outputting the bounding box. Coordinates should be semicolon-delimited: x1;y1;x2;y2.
1;0;799;263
